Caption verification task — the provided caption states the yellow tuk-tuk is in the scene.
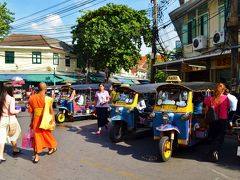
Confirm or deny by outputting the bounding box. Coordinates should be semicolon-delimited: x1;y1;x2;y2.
152;80;215;162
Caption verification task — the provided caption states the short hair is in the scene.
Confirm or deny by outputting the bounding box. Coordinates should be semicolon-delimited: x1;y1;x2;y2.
38;82;47;91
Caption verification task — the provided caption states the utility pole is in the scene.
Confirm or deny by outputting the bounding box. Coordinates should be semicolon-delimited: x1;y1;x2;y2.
150;0;157;83
227;0;239;93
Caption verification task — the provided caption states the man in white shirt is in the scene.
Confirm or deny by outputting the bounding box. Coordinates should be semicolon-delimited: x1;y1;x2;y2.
225;88;238;126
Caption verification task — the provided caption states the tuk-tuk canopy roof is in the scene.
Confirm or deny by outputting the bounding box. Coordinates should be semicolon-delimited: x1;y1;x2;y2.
71;83;111;90
128;83;165;93
156;82;216;92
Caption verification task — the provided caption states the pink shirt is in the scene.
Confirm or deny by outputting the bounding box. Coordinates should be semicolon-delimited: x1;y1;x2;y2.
95;90;109;108
2;94;20;117
204;95;230;120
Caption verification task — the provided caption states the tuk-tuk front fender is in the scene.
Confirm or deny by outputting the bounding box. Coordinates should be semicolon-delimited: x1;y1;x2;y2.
156;124;180;134
58;106;69;112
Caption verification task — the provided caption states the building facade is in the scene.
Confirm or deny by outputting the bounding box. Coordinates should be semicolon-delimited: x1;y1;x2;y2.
155;0;239;87
0;34;81;86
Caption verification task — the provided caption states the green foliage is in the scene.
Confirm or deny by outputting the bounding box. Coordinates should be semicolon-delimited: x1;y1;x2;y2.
0;2;14;38
72;3;151;75
155;70;167;82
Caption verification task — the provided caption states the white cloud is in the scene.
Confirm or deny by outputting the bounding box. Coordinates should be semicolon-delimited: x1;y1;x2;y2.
31;14;64;33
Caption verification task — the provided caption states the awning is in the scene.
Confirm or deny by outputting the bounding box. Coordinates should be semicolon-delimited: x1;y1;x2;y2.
117;78;135;85
56;75;79;83
89;76;105;83
0;78;9;82
108;77;121;84
154;50;231;68
25;74;63;83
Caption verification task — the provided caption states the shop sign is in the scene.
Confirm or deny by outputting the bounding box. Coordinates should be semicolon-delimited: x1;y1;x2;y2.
215;57;231;67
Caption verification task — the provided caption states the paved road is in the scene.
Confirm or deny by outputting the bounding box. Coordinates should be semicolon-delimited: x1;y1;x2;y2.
0;112;239;180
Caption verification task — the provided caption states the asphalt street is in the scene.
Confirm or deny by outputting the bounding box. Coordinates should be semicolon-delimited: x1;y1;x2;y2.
0;111;239;180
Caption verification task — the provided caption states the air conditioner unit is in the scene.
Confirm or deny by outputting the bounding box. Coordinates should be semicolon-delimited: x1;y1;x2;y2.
213;31;225;45
192;36;207;51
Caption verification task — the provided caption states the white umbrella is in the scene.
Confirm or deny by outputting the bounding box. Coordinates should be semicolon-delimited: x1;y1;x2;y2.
11;76;23;81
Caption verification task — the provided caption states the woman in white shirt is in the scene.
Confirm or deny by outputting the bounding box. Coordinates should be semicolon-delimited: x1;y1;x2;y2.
0;86;21;163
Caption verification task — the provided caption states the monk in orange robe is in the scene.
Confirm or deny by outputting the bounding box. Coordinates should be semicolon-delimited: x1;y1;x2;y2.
28;82;57;163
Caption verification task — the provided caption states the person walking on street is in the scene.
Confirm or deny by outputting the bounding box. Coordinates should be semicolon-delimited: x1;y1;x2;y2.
94;83;110;135
5;86;22;156
204;83;230;162
224;86;238;126
28;82;57;163
0;86;21;163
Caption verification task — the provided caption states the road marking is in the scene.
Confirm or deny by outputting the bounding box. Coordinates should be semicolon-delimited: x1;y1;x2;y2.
80;159;148;180
210;169;231;179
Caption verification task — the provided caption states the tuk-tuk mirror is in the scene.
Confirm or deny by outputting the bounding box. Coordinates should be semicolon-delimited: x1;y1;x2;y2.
182;91;188;101
157;99;163;105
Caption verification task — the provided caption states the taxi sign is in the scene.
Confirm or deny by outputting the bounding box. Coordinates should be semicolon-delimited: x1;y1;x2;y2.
166;75;182;83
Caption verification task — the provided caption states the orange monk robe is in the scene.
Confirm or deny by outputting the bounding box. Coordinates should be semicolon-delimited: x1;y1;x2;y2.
28;94;57;153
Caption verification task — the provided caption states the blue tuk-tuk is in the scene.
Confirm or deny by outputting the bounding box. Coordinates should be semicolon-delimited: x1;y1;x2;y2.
109;83;161;143
152;82;215;161
55;83;111;123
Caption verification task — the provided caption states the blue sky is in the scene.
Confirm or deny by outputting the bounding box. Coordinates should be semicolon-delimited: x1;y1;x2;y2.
3;0;180;54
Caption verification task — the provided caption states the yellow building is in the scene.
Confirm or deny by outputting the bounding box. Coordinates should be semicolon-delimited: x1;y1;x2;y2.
155;0;239;85
0;34;82;85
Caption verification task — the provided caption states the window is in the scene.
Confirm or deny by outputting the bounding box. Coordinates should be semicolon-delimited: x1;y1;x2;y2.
65;56;70;67
187;19;196;44
32;52;41;64
198;13;208;36
77;58;81;68
53;53;59;65
218;6;225;31
5;51;14;64
181;24;188;45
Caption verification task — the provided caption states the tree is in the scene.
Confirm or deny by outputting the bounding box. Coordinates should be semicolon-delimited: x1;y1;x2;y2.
0;2;14;38
155;70;167;82
72;3;151;79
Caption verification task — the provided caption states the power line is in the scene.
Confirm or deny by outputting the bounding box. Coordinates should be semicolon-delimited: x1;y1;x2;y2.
14;0;75;22
12;0;101;29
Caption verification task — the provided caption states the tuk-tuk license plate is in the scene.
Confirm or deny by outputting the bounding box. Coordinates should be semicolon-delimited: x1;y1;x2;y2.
237;146;240;157
162;105;177;111
111;115;122;121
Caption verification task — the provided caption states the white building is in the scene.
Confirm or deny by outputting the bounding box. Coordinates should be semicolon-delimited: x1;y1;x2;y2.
0;34;82;85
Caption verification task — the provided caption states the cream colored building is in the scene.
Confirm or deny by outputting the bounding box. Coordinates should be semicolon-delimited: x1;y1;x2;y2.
0;34;81;84
155;0;239;86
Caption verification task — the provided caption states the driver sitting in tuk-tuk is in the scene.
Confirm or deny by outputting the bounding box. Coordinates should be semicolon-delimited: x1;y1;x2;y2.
137;95;146;112
68;90;76;101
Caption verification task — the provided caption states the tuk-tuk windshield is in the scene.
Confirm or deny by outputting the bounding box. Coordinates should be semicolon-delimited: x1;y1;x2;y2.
157;88;189;107
115;89;135;104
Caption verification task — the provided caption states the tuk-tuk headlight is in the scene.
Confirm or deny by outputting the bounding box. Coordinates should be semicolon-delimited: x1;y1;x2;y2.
162;113;169;124
115;107;123;113
149;112;155;118
127;107;134;113
181;113;190;120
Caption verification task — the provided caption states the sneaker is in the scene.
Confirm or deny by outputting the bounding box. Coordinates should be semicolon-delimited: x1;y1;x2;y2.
212;151;219;162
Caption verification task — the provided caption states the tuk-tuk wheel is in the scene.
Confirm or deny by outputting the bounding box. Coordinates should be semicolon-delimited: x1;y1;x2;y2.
109;124;124;143
56;112;66;123
159;136;172;162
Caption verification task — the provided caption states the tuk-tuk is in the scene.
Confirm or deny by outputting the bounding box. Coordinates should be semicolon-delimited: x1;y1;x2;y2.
232;118;240;157
152;81;215;162
109;83;161;143
55;83;111;123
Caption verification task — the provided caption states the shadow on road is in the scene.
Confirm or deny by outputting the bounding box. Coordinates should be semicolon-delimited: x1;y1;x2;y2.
63;122;160;163
62;122;240;170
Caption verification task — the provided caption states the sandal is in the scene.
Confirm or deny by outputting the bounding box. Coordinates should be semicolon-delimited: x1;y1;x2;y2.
0;158;6;164
32;157;40;164
48;148;57;155
13;149;22;156
96;130;101;135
